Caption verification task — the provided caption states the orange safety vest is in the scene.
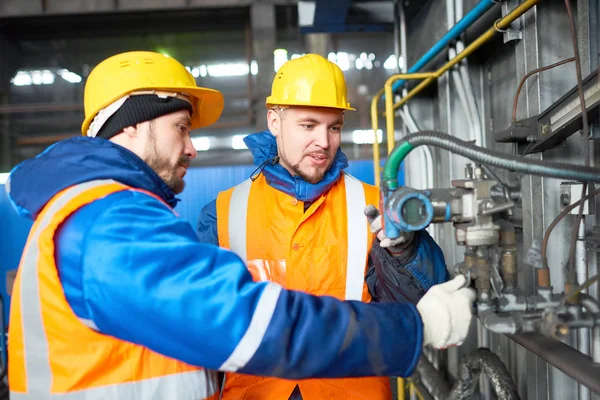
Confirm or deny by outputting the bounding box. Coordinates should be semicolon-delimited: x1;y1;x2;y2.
8;179;220;400
216;173;391;400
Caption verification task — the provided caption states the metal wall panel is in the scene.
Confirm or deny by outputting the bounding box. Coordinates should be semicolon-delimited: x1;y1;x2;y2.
399;0;599;398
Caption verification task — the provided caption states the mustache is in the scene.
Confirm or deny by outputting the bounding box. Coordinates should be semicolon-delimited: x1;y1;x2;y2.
304;150;329;158
178;156;191;168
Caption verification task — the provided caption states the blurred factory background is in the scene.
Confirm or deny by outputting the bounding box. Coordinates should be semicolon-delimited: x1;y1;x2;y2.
1;0;599;399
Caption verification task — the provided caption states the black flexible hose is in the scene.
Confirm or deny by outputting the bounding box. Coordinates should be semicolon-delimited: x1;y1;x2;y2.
448;348;520;400
418;349;520;400
385;131;600;187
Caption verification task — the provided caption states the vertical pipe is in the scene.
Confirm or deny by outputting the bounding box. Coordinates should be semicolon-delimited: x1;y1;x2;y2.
393;0;401;75
449;48;477;143
371;90;384;187
576;219;592;400
579;294;600;364
457;41;484;146
385;81;396;156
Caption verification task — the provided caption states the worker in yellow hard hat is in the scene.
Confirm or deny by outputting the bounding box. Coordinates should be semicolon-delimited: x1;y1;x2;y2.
6;50;475;400
197;53;474;400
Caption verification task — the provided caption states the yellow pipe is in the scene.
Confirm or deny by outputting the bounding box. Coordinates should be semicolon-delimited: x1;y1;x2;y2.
397;378;406;400
370;88;384;187
382;73;437;158
391;0;540;111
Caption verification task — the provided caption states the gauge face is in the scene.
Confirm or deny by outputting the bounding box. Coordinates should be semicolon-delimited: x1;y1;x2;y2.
401;197;429;227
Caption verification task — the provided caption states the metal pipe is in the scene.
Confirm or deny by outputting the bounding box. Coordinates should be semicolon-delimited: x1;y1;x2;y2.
576;219;591;399
456;40;484;147
411;381;434;400
500;223;518;289
449;47;477;143
371;88;384;187
446;0;455;32
390;0;540;112
393;0;402;75
387;0;498;96
480;311;519;334
384;73;437;156
508;332;600;393
398;0;408;77
398;108;434;194
580;294;600;364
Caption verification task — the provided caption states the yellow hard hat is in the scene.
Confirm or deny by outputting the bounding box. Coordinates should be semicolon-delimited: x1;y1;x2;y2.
266;53;355;111
81;51;224;136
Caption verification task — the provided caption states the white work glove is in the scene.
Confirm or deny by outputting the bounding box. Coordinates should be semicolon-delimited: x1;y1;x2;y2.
416;274;476;349
364;205;414;249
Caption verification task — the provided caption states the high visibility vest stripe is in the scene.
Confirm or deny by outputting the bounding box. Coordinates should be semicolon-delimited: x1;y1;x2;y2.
19;179;118;397
343;174;368;301
14;179;219;399
10;370;220;400
227;173;369;301
228;178;252;261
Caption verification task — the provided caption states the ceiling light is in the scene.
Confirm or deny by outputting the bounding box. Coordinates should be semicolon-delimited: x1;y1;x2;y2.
191;137;211;151
232;135;248;150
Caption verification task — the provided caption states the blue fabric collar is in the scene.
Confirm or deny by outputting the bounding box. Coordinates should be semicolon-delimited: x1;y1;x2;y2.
8;136;179;219
244;130;348;202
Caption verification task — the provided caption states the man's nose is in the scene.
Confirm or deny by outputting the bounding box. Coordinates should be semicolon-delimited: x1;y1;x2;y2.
184;136;198;159
313;126;330;149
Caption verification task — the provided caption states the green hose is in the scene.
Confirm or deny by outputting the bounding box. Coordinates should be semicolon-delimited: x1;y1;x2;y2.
383;142;414;190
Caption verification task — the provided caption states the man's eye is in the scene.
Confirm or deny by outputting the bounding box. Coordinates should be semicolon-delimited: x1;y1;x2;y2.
301;124;314;129
330;126;342;133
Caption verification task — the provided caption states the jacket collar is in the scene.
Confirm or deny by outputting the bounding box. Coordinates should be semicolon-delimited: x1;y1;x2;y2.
7;136;179;219
244;130;348;202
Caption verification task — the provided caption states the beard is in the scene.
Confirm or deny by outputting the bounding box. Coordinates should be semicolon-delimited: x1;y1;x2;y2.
143;127;188;194
289;160;327;184
278;138;330;184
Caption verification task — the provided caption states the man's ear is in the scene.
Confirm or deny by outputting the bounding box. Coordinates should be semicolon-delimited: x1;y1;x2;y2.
122;125;138;138
267;109;281;137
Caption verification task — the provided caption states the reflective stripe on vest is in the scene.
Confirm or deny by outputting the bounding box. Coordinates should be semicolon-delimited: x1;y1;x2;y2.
10;370;218;400
227;173;368;301
228;178;252;261
342;174;368;301
13;179;219;399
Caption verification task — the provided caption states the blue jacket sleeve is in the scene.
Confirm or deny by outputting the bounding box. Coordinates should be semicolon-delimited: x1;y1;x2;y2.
59;190;423;378
196;199;218;245
405;229;450;288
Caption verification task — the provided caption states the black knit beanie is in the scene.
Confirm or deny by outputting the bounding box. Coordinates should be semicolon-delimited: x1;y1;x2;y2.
97;94;194;140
